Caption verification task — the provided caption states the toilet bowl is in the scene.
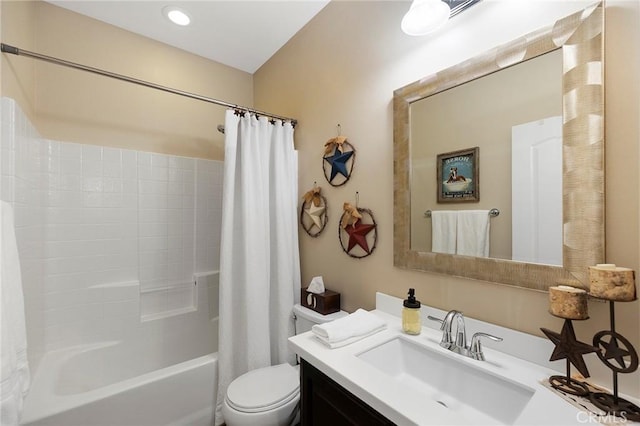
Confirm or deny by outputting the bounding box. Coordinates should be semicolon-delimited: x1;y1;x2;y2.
222;363;300;426
222;304;348;426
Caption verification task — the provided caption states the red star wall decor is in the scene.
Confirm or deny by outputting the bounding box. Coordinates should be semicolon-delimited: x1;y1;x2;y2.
338;206;377;259
345;220;376;253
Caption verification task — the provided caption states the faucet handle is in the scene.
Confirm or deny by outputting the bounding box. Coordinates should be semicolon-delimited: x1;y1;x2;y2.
427;315;451;347
428;311;458;349
427;315;444;328
470;332;503;361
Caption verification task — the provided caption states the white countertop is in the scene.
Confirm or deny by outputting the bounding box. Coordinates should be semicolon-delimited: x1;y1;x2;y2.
288;294;624;425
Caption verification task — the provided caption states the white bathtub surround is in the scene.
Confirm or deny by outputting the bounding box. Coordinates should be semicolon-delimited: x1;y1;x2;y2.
1;97;222;425
194;271;220;322
20;272;219;425
216;111;300;425
1;201;30;425
140;282;196;321
1;97;221;362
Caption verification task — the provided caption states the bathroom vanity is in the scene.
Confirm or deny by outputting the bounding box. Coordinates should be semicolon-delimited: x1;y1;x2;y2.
300;359;394;425
289;293;636;425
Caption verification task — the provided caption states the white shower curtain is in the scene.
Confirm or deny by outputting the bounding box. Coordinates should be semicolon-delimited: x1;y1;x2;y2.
215;111;300;425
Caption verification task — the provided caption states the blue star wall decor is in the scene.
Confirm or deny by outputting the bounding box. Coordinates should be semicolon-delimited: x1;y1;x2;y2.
322;135;355;187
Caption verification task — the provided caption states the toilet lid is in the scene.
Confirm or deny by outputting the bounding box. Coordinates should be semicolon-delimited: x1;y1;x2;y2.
226;363;300;413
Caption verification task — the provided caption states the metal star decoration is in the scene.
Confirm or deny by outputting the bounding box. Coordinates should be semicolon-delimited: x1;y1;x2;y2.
304;203;326;230
300;188;328;238
338;204;377;258
541;320;599;378
601;336;629;368
593;330;638;373
324;149;354;182
345;219;376;254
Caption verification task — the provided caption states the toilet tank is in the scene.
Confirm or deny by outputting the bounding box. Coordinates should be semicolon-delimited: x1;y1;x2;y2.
293;303;348;334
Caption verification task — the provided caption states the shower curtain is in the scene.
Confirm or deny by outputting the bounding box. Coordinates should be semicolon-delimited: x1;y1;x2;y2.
215;110;300;425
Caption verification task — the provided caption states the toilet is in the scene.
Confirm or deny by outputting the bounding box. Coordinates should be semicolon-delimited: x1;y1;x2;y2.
222;303;348;426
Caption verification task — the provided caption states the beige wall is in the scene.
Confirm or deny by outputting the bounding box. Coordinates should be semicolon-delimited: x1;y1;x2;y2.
1;1;254;160
255;1;640;397
1;0;37;120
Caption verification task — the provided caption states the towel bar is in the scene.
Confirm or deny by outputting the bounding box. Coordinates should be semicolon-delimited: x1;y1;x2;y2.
424;208;500;218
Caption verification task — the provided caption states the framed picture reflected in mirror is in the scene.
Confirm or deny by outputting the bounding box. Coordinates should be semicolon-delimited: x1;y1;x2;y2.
436;147;479;203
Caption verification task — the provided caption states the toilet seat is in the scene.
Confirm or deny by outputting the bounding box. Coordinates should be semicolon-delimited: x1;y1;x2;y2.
225;363;300;414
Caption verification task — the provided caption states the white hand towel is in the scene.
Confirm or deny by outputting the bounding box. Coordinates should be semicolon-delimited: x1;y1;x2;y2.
311;309;386;349
456;210;490;257
431;211;457;254
1;201;30;426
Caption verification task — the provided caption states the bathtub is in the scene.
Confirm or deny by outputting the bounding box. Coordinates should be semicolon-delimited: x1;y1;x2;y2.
20;341;217;426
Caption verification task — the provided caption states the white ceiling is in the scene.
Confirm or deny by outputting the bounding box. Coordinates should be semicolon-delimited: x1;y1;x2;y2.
46;1;330;74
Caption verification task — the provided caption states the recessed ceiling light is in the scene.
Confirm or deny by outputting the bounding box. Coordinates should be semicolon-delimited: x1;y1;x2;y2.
163;6;191;26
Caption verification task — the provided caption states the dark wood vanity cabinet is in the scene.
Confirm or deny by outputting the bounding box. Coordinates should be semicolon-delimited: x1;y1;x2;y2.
300;359;396;426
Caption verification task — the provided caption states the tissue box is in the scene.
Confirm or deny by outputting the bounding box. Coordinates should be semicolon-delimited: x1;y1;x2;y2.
301;287;340;315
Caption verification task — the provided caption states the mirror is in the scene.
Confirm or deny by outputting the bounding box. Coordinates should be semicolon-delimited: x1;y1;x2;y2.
410;49;563;264
393;3;604;291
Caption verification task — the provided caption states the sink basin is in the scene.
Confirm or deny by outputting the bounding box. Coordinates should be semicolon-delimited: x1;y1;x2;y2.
357;337;534;425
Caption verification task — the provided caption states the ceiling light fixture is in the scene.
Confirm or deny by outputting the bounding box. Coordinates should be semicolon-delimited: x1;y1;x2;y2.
401;0;450;36
163;6;191;26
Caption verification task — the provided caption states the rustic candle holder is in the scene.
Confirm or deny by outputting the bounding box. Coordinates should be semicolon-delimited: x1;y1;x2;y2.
541;319;598;397
548;364;590;396
589;300;640;422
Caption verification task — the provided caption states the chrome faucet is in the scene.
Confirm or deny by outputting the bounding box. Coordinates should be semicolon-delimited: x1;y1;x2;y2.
434;310;464;349
428;310;503;361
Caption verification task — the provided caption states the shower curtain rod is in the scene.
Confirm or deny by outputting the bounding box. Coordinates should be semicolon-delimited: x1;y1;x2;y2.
0;43;297;126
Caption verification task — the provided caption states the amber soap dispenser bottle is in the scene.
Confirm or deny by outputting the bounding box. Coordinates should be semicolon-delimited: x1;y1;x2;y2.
402;288;421;335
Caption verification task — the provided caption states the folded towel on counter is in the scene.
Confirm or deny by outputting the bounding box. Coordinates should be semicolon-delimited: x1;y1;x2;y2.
312;309;386;349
